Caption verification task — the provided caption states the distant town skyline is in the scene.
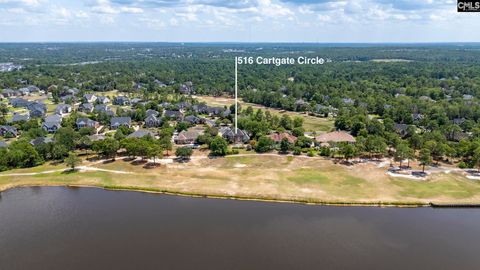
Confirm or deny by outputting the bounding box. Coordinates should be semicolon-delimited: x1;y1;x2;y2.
0;0;479;42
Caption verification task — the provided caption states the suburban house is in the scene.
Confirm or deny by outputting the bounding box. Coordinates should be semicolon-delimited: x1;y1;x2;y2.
0;125;18;137
8;97;29;108
18;87;32;96
207;107;224;116
88;134;106;142
394;123;409;137
222;109;231;118
42;115;62;133
146;109;159;117
294;99;308;111
30;108;46;118
54;104;72;116
30;137;54;147
76;118;99;129
179;82;193;95
10;112;30;123
110;117;132;129
29;104;47;118
60;94;76;102
95;104;114;116
453;118;466;125
220;127;250;144
164;110;184;120
42;121;61;133
131;98;142;105
144;114;162;127
96;96;110;104
193;104;209;114
160;102;171;108
202;118;217;127
62;87;79;97
84;94;97;103
268;132;298;144
113;96;130;106
174;129;202;144
127;129;156;139
79;103;94;113
1;89;19;98
315;131;356;147
176;102;191;110
183;115;201;125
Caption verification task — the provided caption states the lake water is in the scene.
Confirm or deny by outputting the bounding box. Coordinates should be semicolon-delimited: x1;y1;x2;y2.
1;187;480;270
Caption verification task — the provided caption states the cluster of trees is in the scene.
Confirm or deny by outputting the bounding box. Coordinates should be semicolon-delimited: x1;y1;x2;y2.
4;44;480;171
238;106;304;139
331;107;480;170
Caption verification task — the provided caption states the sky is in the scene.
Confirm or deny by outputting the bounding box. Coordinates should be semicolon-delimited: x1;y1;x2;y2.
0;0;479;42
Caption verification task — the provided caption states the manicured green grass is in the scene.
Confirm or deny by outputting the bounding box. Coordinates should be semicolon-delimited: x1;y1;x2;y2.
287;169;331;184
392;175;480;199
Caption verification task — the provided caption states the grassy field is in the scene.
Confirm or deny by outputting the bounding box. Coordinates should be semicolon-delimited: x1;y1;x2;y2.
2;155;480;206
195;96;335;132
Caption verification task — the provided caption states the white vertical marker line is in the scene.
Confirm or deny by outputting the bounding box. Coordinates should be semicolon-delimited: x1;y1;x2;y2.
235;57;238;135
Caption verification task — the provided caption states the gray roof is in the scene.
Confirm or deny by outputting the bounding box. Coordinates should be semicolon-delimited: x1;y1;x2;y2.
146;109;159;117
114;96;130;104
42;121;61;130
88;134;106;141
45;114;62;124
184;115;200;124
84;94;96;100
30;137;54;146
54;104;72;113
165;110;183;118
76;118;98;127
80;103;94;109
0;125;17;136
111;117;131;126
11;113;30;122
127;129;156;138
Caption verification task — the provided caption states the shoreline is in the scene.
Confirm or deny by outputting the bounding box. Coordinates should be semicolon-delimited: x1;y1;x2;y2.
2;182;476;208
2;155;480;208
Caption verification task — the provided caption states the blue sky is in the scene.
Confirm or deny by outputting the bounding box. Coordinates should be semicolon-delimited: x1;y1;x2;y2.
0;0;479;42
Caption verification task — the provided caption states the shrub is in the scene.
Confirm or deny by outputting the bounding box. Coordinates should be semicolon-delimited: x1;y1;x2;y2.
458;161;470;169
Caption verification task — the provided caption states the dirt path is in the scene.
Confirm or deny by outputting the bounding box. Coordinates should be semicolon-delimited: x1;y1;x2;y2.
0;166;132;177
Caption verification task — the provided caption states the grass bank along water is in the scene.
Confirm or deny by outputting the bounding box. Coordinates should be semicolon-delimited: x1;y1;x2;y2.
2;154;480;207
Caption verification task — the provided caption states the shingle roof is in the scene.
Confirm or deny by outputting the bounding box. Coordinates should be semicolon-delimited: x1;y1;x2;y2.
127;130;156;138
268;132;297;143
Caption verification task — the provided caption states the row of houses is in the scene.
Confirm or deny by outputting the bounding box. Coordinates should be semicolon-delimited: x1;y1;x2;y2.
1;86;41;98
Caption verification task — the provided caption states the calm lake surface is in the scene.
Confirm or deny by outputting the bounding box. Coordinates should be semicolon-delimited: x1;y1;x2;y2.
1;187;480;270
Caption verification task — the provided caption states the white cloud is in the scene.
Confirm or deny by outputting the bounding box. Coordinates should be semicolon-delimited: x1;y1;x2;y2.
91;0;143;14
0;0;479;42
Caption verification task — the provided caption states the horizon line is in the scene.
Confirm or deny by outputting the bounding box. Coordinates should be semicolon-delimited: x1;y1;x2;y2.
1;41;480;44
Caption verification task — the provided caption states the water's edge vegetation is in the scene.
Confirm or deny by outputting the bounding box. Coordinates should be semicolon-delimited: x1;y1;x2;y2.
0;183;463;208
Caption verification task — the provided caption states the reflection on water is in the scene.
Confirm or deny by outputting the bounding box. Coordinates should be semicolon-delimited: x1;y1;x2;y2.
1;187;480;270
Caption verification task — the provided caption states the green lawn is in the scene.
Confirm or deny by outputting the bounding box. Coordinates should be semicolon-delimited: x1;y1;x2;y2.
3;155;480;205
